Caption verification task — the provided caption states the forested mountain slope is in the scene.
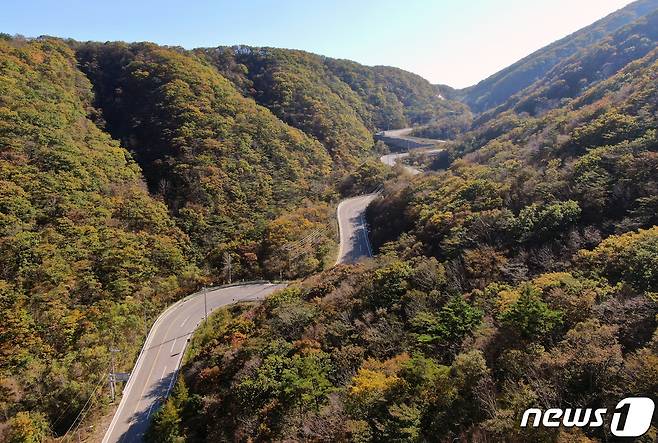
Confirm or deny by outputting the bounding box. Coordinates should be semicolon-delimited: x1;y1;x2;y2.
2;3;658;439
198;46;373;164
75;42;334;279
443;6;658;160
370;47;658;279
0;37;463;441
0;37;198;438
460;0;658;113
198;46;468;163
170;40;658;443
325;60;464;130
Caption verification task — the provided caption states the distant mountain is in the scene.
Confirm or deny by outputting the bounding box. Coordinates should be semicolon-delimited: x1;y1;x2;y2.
197;46;468;162
460;0;658;113
155;6;658;443
476;9;658;124
0;36;470;441
3;3;658;440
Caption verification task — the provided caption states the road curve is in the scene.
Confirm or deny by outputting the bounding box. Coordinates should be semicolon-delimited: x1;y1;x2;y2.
380;148;446;175
335;128;445;264
376;128;444;148
102;283;285;443
335;193;379;264
104;127;444;442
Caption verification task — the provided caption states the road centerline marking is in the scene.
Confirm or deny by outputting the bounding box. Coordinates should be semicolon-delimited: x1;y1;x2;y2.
130;310;179;416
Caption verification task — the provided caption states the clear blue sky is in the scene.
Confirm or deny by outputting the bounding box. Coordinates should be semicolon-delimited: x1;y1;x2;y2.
2;0;634;88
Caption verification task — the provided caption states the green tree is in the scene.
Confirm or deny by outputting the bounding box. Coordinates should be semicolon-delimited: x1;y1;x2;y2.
282;352;334;423
238;347;334;423
412;296;482;353
500;285;563;341
382;403;422;442
578;226;658;293
171;378;189;411
371;261;413;307
517;200;581;242
4;411;49;443
340;159;394;196
145;398;183;443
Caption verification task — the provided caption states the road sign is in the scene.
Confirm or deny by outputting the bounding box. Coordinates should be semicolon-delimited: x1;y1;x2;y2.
110;372;131;382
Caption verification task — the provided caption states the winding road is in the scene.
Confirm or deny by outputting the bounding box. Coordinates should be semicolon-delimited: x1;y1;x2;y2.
102;283;285;443
102;127;442;442
379;148;445;176
335;193;379;264
376;128;441;148
334;128;445;264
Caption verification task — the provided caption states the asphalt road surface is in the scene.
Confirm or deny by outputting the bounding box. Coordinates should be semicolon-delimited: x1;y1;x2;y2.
336;128;444;264
102;283;285;443
380;148;445;175
335;193;379;264
103;126;443;442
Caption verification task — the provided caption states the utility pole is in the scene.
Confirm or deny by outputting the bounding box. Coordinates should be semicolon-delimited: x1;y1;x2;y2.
286;249;291;280
109;347;120;402
203;287;208;325
143;305;148;338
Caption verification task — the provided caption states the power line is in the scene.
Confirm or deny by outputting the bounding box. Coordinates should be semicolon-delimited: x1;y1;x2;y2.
281;228;325;251
66;391;101;443
61;373;108;442
51;370;108;430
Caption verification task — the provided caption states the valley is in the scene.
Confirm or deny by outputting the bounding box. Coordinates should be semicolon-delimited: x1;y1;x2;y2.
1;1;657;441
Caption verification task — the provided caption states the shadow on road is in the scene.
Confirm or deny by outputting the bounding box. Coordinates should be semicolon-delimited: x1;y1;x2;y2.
116;375;173;443
341;212;371;263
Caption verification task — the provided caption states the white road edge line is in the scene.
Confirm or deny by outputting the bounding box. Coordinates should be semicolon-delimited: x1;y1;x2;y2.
103;296;185;443
102;283;282;443
131;316;177;416
334;193;379;266
335;198;346;265
103;292;204;442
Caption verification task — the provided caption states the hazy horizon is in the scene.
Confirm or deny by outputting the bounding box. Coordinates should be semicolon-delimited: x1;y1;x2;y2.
2;0;636;88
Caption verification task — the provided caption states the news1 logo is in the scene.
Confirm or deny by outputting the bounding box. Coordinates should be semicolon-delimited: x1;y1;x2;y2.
521;397;655;437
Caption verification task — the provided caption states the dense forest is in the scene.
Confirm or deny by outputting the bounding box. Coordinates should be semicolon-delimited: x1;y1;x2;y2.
197;46;468;164
0;31;452;441
0;37;199;440
2;0;658;441
163;3;658;442
75;42;336;281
